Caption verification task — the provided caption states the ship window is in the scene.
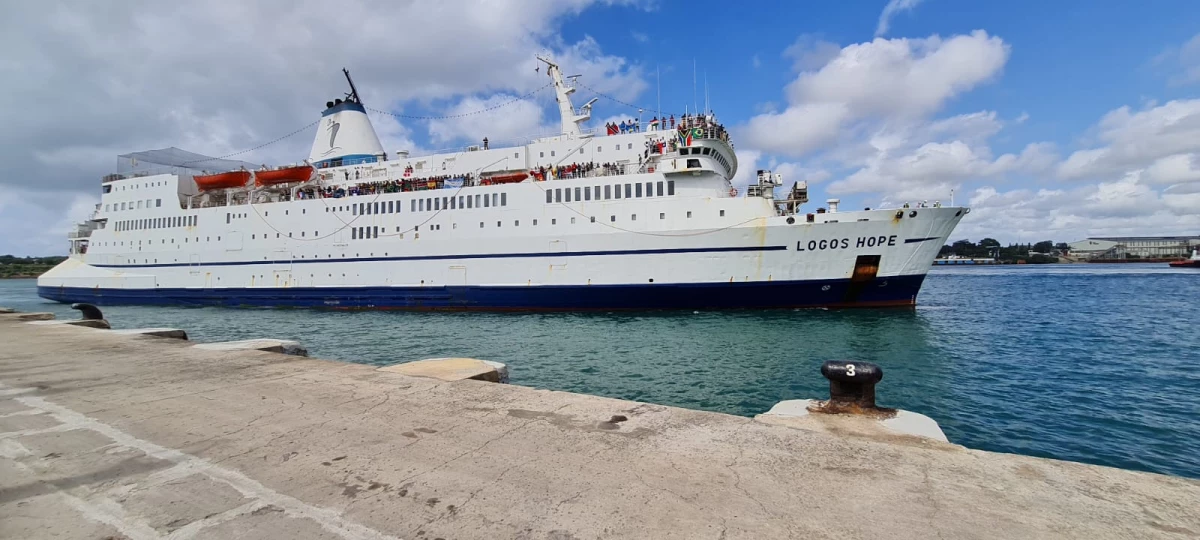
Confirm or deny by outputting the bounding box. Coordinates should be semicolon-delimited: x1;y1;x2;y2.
636;183;643;197
625;184;632;198
590;216;595;223
443;196;448;209
668;180;675;195
301;231;305;237
657;181;664;196
514;220;519;226
480;222;484;228
646;182;653;196
687;159;701;168
533;219;538;225
574;187;581;201
604;185;611;199
466;196;473;209
483;195;490;208
374;226;379;238
252;234;255;239
137;201;142;209
387;201;393;213
434;198;440;211
458;196;464;208
687;211;692;218
539;151;544;158
419;199;425;211
546;190;553;203
156;199;161;207
598;146;602;153
411;200;416;212
720;210;725;217
427;197;432;210
680;148;689;155
352;228;357;240
551;151;556;157
584;187;591;201
450;197;456;210
104;204;109;211
352;204;357;215
614;184;622;199
610;215;616;222
552;219;557;225
492;193;499;207
475;194;481;207
501;193;507;206
631;214;637;221
571;217;576;224
660;212;666;219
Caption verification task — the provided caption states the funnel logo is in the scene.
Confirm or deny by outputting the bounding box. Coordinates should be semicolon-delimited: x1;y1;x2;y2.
319;118;342;157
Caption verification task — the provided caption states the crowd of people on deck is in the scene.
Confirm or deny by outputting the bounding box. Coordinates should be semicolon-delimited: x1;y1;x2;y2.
604;112;730;145
531;162;627;181
311;174;478;198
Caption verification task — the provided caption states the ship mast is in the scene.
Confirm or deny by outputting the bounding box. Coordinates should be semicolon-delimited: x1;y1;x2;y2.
342;68;362;104
536;55;596;138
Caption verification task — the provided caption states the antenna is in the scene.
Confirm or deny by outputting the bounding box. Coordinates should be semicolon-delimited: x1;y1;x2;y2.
342;68;362;105
704;71;709;113
692;58;698;115
656;65;662;121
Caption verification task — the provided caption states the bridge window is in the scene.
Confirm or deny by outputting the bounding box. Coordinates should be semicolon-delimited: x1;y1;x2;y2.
501;193;507;206
625;184;632;198
687;159;701;169
450;197;456;210
604;185;611;199
156;199;162;207
475;194;481;207
660;213;665;219
657;182;664;196
668;180;675;195
546;190;553;203
584;187;591;201
493;193;499;207
574;187;581;201
635;183;643;197
459;196;464;208
411;200;417;212
434;198;440;211
443;196;448;209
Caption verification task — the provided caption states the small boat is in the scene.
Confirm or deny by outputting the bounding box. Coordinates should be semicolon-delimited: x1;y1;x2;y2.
481;172;528;185
255;165;314;187
194;170;251;190
1168;248;1200;268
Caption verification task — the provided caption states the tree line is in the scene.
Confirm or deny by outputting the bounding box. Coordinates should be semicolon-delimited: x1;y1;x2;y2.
0;255;67;278
938;239;1069;264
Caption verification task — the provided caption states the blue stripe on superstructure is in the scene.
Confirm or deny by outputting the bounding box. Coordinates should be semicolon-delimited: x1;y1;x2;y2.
315;154;378;167
91;245;790;270
36;274;926;311
904;237;941;244
320;101;366;116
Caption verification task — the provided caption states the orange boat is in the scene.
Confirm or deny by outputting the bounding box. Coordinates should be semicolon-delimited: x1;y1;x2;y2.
482;172;528;185
194;170;251;191
255;165;314;187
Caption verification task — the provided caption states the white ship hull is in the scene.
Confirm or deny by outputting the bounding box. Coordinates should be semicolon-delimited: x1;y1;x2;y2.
39;173;963;310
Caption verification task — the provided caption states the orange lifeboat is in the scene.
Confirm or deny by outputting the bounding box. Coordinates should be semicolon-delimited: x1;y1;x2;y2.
254;165;314;187
194;170;251;191
482;172;528;185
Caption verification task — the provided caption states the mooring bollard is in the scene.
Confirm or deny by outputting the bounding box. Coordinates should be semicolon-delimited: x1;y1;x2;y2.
817;360;885;414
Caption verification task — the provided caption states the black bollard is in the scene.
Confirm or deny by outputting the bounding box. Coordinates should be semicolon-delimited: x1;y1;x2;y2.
70;303;104;321
819;360;884;412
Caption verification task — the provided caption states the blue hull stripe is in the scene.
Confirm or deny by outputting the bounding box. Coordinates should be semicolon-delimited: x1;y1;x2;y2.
904;237;941;244
37;275;926;311
92;245;790;270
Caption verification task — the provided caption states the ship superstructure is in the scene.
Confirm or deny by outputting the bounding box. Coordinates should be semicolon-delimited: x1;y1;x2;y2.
39;58;967;310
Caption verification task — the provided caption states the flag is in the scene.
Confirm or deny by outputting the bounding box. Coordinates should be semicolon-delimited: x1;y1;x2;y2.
677;129;692;147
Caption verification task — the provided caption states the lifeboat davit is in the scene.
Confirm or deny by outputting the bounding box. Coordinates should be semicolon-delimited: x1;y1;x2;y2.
255;165;315;187
194;170;251;191
482;172;528;185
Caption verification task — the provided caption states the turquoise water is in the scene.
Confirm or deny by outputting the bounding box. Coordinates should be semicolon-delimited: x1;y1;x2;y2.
3;265;1199;479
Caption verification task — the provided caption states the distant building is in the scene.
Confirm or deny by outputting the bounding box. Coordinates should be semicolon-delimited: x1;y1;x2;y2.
1067;236;1200;259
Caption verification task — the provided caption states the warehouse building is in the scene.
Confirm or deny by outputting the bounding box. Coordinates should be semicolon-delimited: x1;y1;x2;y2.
1067;236;1200;259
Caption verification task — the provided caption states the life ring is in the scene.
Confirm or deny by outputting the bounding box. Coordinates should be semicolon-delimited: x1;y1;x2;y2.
729;187;738;197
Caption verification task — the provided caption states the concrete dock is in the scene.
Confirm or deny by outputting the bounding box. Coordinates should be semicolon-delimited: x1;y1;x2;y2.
1;314;1198;539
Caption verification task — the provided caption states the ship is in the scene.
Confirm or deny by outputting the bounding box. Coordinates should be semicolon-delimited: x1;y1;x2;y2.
1168;248;1200;268
38;58;968;310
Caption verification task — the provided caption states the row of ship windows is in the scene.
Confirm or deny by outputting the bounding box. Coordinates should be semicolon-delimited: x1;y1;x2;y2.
107;199;162;212
330;193;510;217
115;215;196;232
537;143;633;159
349;208;721;240
680;147;731;174
102;180;167;194
547;180;674;203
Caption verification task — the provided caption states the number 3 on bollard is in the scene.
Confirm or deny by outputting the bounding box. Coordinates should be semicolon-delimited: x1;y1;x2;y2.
845;363;856;377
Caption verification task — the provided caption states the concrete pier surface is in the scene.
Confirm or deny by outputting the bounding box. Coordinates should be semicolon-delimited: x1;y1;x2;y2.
1;318;1198;539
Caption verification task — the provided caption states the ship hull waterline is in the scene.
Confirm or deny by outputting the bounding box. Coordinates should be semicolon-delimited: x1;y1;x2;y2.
37;274;926;311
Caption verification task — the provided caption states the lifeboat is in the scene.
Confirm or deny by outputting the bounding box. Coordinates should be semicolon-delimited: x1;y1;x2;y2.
1168;248;1200;268
194;170;251;191
254;165;315;187
482;172;528;185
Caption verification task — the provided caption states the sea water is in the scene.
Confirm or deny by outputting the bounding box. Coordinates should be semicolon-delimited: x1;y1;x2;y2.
3;264;1198;478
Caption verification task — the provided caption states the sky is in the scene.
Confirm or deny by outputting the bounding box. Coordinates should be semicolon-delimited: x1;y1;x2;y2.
3;0;1200;255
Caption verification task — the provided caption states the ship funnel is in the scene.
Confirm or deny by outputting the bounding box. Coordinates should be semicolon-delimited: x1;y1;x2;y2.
309;69;386;168
827;199;840;213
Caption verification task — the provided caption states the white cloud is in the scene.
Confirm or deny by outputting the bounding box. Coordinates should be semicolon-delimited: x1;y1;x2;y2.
875;0;925;37
1058;99;1200;181
1153;32;1200;87
427;95;549;146
0;0;646;254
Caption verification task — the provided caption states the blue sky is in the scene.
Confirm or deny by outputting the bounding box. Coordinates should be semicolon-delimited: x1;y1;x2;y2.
3;0;1200;255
